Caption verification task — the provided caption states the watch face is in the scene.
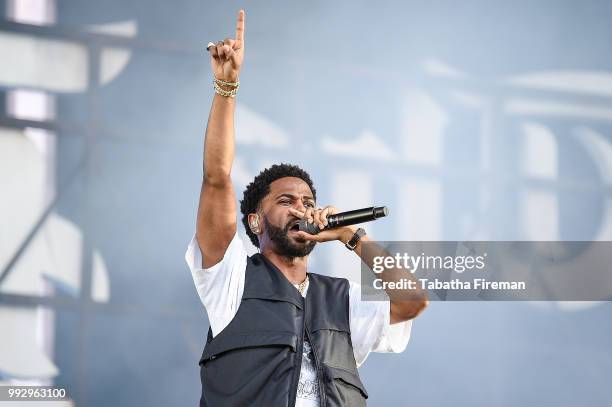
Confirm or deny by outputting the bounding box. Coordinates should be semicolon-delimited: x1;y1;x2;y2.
346;229;365;250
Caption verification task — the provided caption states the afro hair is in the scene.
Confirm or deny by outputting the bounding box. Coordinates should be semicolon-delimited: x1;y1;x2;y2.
240;163;316;248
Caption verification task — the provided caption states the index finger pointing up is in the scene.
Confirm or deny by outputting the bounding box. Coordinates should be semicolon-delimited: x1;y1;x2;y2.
235;9;245;48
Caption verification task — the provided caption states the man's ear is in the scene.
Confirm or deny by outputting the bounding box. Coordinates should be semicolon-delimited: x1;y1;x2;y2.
248;213;260;234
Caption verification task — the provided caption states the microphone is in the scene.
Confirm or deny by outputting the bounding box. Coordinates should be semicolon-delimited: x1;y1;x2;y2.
298;206;389;235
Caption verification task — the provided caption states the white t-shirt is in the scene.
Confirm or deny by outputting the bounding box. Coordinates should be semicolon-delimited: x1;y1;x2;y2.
185;233;412;407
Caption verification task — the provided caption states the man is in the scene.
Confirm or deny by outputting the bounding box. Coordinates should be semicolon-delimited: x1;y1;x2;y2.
185;10;428;406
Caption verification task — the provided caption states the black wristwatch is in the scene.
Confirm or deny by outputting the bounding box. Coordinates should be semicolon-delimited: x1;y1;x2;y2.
345;228;366;251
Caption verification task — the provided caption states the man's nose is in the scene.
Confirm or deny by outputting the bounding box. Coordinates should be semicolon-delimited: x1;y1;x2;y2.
294;200;307;213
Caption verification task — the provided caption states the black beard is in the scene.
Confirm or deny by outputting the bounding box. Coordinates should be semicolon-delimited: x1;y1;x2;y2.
264;216;316;258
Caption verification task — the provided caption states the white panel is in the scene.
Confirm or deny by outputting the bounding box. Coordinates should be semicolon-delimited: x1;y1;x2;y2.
0;307;58;378
574;126;612;185
1;213;83;297
0;32;87;92
88;20;137;37
0;128;47;276
235;104;288;148
397;177;441;240
521;189;558;240
505;98;612;121
7;0;55;25
507;71;612;97
100;47;132;85
328;170;373;281
422;58;468;79
520;122;558;179
321;130;397;161
594;199;612;241
91;250;110;303
231;154;257;192
330;170;373;212
6;89;55;121
400;89;446;166
0;128;87;298
449;90;484;109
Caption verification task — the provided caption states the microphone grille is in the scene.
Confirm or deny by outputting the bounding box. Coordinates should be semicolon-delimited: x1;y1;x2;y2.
374;206;389;218
298;219;320;235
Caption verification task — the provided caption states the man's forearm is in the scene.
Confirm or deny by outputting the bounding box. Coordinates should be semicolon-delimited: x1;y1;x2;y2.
340;229;429;321
203;94;236;183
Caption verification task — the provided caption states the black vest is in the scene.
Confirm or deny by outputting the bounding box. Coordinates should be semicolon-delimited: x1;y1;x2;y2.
198;253;368;406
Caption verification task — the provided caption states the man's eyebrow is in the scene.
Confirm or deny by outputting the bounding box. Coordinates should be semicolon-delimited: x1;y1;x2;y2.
275;193;314;201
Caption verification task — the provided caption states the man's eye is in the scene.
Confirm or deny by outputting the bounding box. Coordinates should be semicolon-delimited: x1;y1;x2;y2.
279;200;291;205
305;202;315;208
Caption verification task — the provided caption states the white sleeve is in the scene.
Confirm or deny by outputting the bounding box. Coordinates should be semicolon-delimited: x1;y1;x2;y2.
348;281;413;367
184;232;248;337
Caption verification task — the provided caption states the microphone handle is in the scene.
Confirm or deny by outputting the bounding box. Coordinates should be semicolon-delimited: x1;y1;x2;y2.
328;207;385;228
298;206;388;235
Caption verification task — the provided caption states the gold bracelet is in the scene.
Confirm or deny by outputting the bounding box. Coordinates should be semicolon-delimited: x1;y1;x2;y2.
214;77;239;88
213;81;238;98
213;77;239;98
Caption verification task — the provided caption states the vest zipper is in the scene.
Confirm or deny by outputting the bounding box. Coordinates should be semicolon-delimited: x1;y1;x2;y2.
289;312;305;407
304;325;326;407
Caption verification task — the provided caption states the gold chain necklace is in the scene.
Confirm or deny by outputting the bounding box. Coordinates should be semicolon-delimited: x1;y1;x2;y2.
296;275;309;296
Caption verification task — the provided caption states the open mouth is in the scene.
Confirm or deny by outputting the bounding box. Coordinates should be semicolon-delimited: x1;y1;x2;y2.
288;220;301;232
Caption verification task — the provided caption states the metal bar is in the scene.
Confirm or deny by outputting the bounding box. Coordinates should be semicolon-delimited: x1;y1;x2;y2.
0;293;204;321
0;116;84;134
0;163;86;285
0;19;200;55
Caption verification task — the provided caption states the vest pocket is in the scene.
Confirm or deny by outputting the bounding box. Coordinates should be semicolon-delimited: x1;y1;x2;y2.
199;332;299;406
324;364;369;403
199;331;297;364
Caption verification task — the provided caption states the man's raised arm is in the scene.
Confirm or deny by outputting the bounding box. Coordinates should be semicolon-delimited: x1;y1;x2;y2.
196;10;245;268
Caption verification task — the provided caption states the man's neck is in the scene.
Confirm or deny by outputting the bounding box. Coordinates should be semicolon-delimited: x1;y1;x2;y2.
261;248;308;285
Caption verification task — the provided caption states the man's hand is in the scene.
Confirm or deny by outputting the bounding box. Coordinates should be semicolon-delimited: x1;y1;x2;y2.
289;207;357;244
208;10;245;82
